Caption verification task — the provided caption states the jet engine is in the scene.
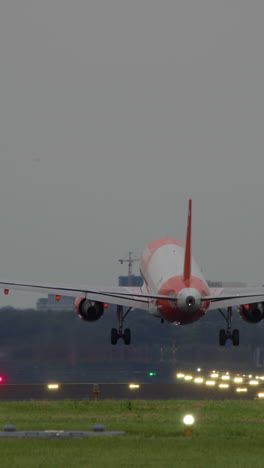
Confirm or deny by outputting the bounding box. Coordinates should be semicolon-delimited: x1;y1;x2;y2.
75;298;105;322
239;303;264;323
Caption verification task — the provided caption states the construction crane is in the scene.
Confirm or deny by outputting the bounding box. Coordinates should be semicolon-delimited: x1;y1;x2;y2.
118;251;140;286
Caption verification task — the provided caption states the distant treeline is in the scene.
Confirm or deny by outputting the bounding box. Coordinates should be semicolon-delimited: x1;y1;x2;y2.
0;306;262;382
0;305;263;347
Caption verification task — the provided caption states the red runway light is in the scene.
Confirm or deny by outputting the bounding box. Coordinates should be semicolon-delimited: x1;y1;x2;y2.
55;295;61;302
4;289;9;295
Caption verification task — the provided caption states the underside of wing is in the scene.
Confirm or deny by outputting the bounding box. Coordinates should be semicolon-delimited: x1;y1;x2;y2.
0;280;177;311
0;280;152;310
205;287;264;310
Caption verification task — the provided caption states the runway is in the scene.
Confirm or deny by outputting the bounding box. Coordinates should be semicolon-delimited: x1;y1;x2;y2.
0;381;260;400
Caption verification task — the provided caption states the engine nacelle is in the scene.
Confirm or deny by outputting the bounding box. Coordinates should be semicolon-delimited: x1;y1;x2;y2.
75;298;104;322
239;303;264;323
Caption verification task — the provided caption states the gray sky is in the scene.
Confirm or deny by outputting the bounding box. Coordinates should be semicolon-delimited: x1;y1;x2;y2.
0;1;264;307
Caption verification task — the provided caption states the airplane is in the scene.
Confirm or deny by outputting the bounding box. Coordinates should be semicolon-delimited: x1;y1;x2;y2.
0;199;264;347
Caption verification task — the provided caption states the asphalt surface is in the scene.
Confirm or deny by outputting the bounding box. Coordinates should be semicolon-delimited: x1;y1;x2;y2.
0;382;260;400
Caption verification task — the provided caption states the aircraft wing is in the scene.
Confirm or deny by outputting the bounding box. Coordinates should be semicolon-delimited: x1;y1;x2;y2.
1;280;264;312
205;287;264;310
0;279;178;311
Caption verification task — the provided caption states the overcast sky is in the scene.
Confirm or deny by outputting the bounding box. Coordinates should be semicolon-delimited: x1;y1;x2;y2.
0;1;264;307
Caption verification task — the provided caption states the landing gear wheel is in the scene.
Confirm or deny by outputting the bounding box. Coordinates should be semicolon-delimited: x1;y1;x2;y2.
232;329;239;346
219;329;227;346
218;307;240;346
111;328;118;345
124;328;131;345
113;305;132;345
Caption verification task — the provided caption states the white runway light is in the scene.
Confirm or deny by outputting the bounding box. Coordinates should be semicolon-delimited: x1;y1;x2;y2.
233;377;243;383
183;414;195;436
183;414;195;426
47;383;60;390
205;380;216;386
219;383;229;389
249;380;259;386
194;378;204;384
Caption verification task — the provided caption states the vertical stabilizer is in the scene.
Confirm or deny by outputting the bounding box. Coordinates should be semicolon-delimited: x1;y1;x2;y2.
183;199;192;282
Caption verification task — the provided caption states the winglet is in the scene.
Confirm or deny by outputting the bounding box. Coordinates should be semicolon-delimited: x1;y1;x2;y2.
183;199;192;282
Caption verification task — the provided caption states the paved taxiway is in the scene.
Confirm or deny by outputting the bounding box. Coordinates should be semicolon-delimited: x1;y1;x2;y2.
0;381;260;400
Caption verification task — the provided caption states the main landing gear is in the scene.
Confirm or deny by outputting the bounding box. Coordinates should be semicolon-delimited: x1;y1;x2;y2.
218;307;240;346
111;305;132;345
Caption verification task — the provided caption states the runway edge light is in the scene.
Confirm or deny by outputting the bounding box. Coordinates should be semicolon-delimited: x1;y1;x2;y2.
183;414;195;437
47;383;60;390
129;383;140;389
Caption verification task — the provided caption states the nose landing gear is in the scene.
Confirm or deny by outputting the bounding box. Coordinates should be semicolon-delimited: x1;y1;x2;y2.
218;307;240;346
111;305;132;345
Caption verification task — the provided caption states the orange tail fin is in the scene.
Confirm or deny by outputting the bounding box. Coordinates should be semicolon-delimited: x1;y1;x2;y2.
183;199;192;282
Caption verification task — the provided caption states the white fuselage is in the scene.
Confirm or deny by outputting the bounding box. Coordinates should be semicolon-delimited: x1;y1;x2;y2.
140;238;210;324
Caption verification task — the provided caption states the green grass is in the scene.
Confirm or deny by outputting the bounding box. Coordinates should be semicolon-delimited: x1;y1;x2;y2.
0;400;263;467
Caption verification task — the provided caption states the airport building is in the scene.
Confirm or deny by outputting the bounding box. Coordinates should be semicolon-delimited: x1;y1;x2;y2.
118;275;143;287
36;275;144;310
36;295;75;311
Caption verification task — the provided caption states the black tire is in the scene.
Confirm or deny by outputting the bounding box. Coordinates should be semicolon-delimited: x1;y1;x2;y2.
219;329;226;346
124;328;131;345
232;329;240;346
111;328;118;345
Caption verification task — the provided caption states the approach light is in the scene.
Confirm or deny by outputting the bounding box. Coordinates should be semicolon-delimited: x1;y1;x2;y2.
176;373;185;379
47;383;60;390
221;375;230;381
257;393;264;398
128;384;140;389
236;388;248;393
249;380;259;386
205;380;216;386
194;378;204;384
210;373;219;378
197;368;201;372
219;384;229;389
184;375;193;381
183;414;195;436
234;377;243;383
